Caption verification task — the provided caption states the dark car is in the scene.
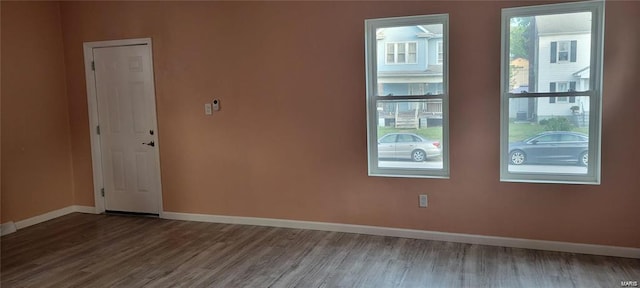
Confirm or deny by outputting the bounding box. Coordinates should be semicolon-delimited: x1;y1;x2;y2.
508;131;588;166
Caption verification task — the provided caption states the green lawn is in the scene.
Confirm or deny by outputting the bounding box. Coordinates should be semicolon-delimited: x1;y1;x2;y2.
508;123;545;142
377;126;443;141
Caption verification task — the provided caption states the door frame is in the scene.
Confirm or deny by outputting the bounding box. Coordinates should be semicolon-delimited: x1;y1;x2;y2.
83;38;164;215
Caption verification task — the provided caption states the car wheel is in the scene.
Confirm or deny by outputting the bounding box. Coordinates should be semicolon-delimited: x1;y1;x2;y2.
510;150;526;165
579;151;588;166
412;150;426;162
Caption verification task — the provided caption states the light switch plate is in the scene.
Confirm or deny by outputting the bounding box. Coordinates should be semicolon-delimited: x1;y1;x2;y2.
419;194;428;208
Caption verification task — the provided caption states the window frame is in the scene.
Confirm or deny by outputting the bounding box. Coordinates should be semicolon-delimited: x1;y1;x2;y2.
556;81;569;102
556;81;569;92
365;14;450;178
500;1;604;184
557;40;571;62
436;40;444;64
385;41;418;64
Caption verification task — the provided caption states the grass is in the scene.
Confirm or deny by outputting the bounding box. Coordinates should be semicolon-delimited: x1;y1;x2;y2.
509;122;589;142
377;126;443;141
508;123;546;142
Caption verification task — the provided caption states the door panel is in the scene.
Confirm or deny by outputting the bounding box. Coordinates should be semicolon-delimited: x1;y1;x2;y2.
111;150;125;190
107;87;122;132
135;152;150;192
94;44;160;214
131;81;149;133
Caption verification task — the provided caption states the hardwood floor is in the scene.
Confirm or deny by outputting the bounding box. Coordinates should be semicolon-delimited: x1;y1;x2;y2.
1;213;639;287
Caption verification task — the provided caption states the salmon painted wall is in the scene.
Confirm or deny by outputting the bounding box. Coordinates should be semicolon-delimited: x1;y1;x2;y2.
59;1;640;248
1;2;75;222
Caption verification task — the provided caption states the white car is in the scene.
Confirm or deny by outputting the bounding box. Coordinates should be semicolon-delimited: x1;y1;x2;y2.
378;133;441;162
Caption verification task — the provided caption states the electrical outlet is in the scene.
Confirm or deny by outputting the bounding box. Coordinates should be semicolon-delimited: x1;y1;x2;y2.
419;194;428;208
204;103;213;115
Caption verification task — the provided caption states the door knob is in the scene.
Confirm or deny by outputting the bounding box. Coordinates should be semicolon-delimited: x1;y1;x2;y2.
143;141;155;147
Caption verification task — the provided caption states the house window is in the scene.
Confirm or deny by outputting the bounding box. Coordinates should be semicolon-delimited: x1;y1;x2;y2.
558;41;570;62
501;1;604;184
555;82;568;102
366;14;449;178
385;42;418;64
437;41;443;64
549;81;578;103
386;43;395;63
556;82;568;92
408;43;417;63
551;40;577;63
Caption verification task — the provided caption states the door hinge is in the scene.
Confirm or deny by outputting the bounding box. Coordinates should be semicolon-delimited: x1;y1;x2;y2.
101;188;105;197
96;125;101;135
91;61;95;71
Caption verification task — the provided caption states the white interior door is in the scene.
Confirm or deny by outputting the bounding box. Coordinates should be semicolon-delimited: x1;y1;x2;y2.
93;44;160;214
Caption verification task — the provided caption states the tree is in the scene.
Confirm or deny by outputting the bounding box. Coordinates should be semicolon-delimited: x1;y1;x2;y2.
509;17;533;90
509;17;532;60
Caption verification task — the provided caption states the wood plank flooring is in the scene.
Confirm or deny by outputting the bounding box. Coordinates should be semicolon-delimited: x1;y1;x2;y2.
1;213;639;287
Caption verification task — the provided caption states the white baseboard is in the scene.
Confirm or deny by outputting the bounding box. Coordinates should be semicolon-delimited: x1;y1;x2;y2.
14;206;76;229
1;205;97;236
1;221;17;236
3;207;638;259
72;205;98;214
162;211;640;259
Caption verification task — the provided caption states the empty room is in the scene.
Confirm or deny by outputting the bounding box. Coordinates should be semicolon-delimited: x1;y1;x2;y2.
1;0;639;287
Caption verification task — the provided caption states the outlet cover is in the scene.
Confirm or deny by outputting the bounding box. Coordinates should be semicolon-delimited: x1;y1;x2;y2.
419;194;428;208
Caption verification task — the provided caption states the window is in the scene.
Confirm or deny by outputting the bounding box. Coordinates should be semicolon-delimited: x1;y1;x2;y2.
552;40;577;63
379;134;396;144
386;43;395;63
549;81;577;103
366;14;449;178
385;42;418;64
555;82;569;102
556;82;568;92
408;42;417;63
437;41;443;64
501;1;604;184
